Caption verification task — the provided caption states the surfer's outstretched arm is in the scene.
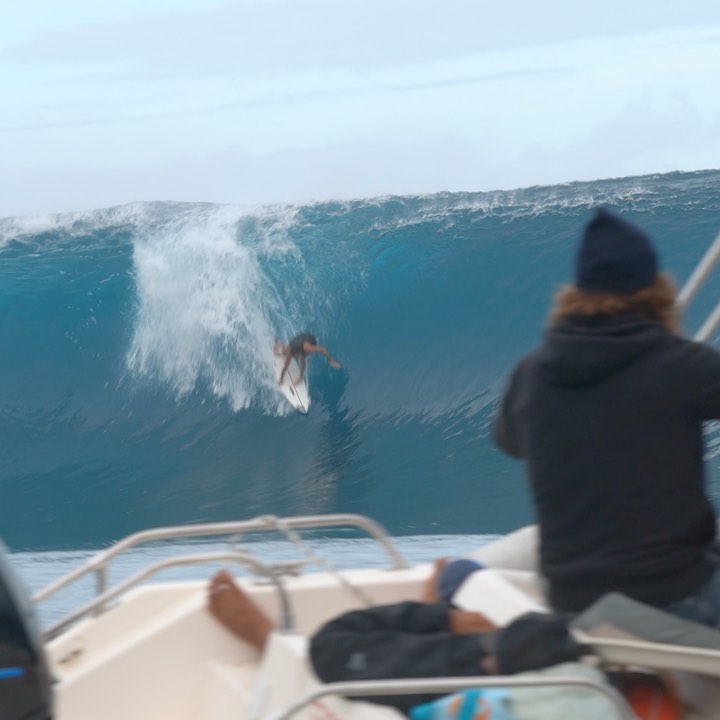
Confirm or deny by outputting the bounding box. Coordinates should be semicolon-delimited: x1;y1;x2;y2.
305;343;341;369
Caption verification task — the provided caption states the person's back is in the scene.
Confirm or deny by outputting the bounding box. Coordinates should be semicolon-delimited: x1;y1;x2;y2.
495;208;720;617
288;332;317;357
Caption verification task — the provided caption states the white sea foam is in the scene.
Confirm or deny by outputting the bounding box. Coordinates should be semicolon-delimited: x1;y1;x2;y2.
2;169;715;247
125;203;315;412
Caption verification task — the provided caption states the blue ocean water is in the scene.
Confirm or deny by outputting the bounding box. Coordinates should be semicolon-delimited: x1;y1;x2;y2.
2;169;720;563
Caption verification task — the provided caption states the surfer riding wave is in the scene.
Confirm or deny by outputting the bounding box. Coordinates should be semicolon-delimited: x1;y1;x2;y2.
274;333;341;385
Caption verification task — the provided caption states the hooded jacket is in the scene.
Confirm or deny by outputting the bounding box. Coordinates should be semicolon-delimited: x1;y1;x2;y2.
494;314;720;612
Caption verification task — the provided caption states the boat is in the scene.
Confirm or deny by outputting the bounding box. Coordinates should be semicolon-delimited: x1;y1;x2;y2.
0;511;717;720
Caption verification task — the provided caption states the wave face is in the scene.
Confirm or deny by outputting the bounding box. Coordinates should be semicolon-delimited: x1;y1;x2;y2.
2;171;720;551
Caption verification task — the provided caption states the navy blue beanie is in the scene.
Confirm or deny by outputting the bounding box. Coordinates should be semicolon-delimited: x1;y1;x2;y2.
576;208;658;293
437;558;484;605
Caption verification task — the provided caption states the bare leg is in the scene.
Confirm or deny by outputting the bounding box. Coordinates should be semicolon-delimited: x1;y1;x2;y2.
279;352;292;385
421;557;448;603
207;570;275;651
296;355;306;383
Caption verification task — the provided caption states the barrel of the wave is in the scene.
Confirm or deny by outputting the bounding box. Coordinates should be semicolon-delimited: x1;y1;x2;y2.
0;541;53;719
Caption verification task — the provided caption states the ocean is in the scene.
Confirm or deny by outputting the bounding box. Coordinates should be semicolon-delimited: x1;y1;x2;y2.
2;169;720;620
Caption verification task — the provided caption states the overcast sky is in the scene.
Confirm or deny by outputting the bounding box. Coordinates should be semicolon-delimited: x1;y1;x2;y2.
2;0;720;218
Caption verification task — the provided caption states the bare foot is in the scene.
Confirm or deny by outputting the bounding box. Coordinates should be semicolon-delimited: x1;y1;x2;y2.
421;558;449;603
207;570;275;651
449;609;497;635
481;656;499;674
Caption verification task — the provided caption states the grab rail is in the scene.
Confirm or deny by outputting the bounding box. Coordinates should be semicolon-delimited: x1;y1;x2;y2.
268;675;635;720
42;551;296;642
33;513;406;609
676;231;720;341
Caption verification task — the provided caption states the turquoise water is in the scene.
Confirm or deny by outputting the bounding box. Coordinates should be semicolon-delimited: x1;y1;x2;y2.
2;170;720;559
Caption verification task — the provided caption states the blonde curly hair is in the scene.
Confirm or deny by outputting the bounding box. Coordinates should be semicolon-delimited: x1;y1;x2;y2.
549;272;681;334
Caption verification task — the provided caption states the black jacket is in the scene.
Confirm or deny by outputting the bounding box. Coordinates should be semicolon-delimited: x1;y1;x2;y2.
309;601;489;711
494;315;720;612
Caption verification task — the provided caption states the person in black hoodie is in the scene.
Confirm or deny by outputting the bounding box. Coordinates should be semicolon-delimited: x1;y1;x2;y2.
494;207;720;625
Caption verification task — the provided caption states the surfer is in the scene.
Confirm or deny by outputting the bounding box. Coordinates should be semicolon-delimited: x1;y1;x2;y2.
274;332;341;385
495;207;720;626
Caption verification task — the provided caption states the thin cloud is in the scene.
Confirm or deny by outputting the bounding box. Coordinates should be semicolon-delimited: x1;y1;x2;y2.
1;65;568;134
2;0;720;217
3;0;719;73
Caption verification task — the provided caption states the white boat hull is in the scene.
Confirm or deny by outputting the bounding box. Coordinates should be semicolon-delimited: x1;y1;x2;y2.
34;519;720;720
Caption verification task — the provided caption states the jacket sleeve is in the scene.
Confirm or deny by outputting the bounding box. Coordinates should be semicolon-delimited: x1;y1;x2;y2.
308;601;489;711
493;364;526;459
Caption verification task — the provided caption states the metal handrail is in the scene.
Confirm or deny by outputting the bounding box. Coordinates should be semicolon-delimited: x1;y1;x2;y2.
33;514;406;605
268;675;636;720
676;231;720;314
675;231;720;341
694;303;720;343
42;551;295;642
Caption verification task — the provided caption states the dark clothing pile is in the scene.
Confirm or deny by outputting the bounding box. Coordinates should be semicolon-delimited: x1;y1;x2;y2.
494;314;720;612
309;601;490;711
309;602;586;712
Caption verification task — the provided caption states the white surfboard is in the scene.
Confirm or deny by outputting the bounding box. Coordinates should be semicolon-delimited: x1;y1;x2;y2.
274;354;310;414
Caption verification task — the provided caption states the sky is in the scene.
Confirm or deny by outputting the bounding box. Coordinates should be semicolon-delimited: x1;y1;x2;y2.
2;0;720;218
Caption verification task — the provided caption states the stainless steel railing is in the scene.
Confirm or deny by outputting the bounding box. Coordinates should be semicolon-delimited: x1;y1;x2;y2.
268;675;636;720
676;230;720;341
42;551;294;641
34;513;407;638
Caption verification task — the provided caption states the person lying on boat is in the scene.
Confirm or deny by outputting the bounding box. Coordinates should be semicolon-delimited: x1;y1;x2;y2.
205;559;492;663
206;559;586;713
274;332;341;385
495;207;720;627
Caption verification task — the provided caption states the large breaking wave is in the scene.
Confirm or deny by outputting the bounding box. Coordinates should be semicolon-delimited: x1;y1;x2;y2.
2;170;720;550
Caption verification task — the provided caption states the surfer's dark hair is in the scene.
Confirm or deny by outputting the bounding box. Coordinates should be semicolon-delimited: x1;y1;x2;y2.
549;272;680;334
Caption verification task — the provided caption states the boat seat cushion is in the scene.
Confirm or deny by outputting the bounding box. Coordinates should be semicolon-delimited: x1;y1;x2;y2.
571;593;720;678
572;593;720;650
